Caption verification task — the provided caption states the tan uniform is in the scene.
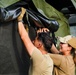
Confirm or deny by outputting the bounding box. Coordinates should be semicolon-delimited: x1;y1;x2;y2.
29;48;53;75
49;54;75;75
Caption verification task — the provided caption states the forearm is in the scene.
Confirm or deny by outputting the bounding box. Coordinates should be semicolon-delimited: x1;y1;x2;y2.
18;21;35;56
51;44;59;54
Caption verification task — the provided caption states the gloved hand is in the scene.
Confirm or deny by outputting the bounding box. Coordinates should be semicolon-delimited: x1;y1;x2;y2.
17;7;26;21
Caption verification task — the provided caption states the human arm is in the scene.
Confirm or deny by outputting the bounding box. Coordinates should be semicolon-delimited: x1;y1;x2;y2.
18;7;45;61
18;7;34;55
18;21;35;56
18;21;46;66
49;54;62;66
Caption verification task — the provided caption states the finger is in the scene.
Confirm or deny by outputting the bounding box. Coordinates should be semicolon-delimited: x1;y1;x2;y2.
44;28;49;32
37;28;42;33
42;28;49;32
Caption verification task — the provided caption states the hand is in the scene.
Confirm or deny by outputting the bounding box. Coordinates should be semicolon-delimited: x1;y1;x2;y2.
37;28;50;34
18;7;26;21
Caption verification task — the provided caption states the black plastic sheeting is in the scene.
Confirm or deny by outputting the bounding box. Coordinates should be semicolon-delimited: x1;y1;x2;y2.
0;1;59;75
0;20;30;75
0;1;30;75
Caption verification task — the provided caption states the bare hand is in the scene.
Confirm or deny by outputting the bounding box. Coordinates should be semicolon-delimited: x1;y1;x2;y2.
37;28;49;34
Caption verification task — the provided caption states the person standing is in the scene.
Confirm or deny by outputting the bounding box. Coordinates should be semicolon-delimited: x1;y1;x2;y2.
18;21;54;75
34;27;76;75
50;35;76;75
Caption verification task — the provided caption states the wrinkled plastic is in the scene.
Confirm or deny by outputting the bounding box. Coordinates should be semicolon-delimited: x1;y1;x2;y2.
36;14;59;32
0;7;21;22
26;9;59;32
32;0;70;37
0;1;28;22
26;9;44;27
